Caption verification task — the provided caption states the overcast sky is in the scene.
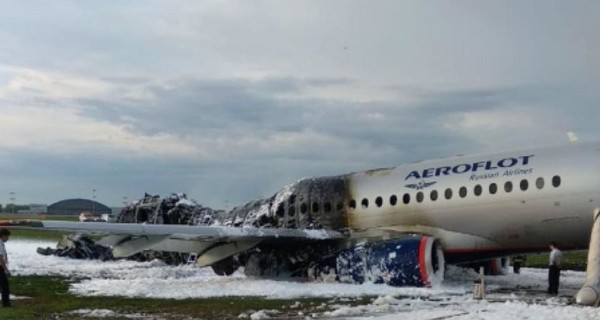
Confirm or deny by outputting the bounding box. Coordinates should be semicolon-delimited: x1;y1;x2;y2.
1;1;599;209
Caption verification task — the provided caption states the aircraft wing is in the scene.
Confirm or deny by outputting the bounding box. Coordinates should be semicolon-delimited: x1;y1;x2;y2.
0;220;343;241
0;220;345;266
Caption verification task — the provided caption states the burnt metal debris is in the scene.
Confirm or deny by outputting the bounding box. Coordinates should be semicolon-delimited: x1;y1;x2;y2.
37;233;113;261
40;175;351;275
38;192;226;265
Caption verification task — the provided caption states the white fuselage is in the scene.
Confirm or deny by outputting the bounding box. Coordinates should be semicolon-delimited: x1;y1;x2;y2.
345;142;600;259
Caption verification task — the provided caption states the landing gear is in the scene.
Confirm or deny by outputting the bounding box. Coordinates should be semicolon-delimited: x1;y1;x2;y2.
211;256;239;276
512;255;525;274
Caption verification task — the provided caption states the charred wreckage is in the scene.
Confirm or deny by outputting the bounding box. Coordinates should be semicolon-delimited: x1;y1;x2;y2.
39;176;463;286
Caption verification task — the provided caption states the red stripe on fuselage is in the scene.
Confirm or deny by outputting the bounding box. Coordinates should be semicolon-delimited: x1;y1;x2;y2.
418;236;429;286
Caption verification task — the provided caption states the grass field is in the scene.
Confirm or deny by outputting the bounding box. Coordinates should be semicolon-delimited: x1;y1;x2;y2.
0;214;77;241
0;213;79;221
2;275;350;320
522;250;588;271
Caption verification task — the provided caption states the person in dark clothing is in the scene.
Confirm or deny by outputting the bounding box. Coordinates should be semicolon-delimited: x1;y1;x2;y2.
547;241;562;295
0;228;11;307
512;255;526;274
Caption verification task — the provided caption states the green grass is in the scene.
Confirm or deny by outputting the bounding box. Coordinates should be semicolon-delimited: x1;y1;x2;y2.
9;229;68;241
0;214;78;221
524;250;588;271
2;275;359;320
0;214;79;241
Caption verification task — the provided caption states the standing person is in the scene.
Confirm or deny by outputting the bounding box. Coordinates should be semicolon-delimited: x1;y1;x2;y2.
0;229;11;307
513;255;526;274
547;241;562;295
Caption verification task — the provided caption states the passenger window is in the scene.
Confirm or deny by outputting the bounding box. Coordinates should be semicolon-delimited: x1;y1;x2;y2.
288;206;295;216
361;198;369;208
403;193;411;204
336;202;344;211
312;202;320;213
504;181;513;193
301;203;308;214
474;184;482;196
430;190;438;201
276;203;285;217
445;188;452;200
375;196;383;207
552;175;561;188
324;202;332;213
520;179;529;191
416;192;424;203
489;183;497;195
536;177;544;189
349;200;356;209
459;186;467;198
390;195;398;206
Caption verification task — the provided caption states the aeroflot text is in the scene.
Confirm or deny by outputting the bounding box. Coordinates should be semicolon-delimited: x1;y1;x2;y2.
405;155;534;180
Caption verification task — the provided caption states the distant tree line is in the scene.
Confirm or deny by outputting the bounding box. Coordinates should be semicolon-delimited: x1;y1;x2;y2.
0;204;31;214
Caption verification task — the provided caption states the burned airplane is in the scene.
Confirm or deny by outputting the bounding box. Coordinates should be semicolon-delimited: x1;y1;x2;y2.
4;142;600;296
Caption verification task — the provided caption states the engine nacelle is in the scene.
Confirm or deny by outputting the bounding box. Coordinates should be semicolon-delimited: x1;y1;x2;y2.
310;235;445;287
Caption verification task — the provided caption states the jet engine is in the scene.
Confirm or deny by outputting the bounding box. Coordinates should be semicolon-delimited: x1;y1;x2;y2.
310;235;445;287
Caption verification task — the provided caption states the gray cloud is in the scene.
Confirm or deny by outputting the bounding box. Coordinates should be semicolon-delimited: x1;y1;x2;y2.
1;1;599;208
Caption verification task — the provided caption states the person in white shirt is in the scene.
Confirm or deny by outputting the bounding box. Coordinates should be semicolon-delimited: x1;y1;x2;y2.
0;229;11;307
547;241;562;295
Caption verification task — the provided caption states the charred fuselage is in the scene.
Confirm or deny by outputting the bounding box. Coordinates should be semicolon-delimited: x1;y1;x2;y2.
222;175;352;279
225;175;350;230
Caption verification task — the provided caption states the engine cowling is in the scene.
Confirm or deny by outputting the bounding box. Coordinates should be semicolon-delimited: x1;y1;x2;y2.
310;235;445;287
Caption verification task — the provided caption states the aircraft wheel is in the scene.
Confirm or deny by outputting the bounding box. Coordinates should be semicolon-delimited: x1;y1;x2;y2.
211;256;238;276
